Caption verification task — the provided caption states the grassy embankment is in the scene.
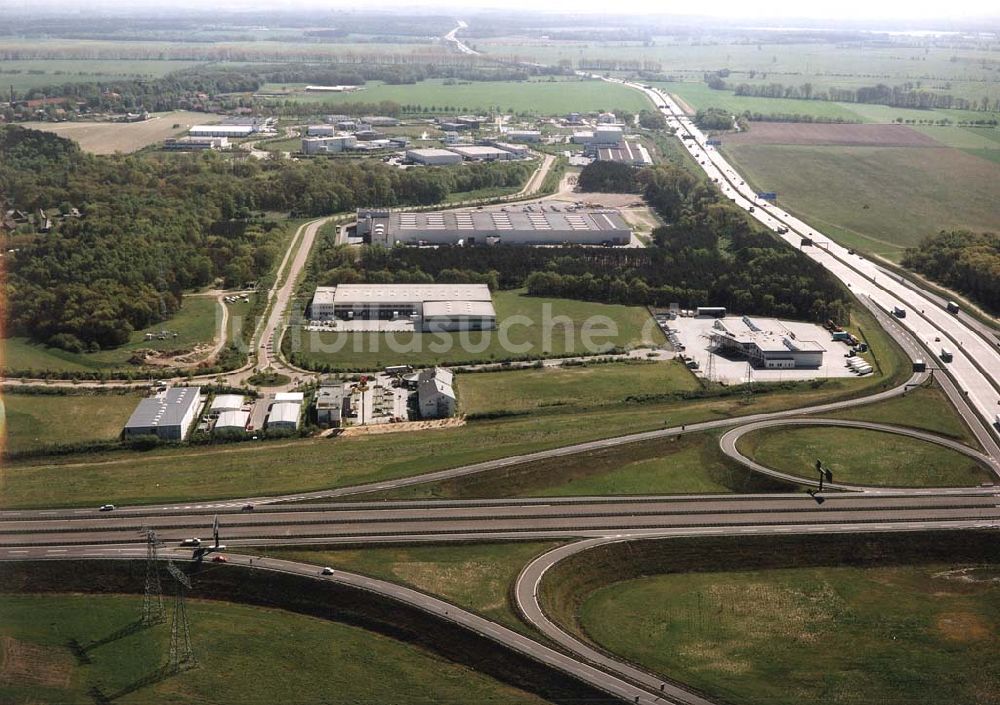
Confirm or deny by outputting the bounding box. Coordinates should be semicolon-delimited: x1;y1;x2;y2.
541;531;1000;705
0;593;550;705
286;290;666;371
261;542;559;635
737;425;992;487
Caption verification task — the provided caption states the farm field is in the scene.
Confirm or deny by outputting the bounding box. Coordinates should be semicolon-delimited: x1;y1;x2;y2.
1;393;140;455
2;295;219;373
722;142;1000;258
265;542;558;634
0;59;204;93
18;111;219;154
286;290;666;371
578;563;1000;705
658;82;1000;125
457;360;699;416
737;425;992;487
258;77;651;114
0;593;548;705
0;39;438;63
723;122;940;147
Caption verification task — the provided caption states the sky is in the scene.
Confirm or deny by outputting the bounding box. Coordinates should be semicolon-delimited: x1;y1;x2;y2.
2;0;998;24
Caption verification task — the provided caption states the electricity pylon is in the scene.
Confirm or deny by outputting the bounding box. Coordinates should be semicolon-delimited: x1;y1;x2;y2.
166;561;195;672
141;528;164;626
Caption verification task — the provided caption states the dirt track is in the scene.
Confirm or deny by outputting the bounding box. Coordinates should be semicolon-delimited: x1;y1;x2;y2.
725;122;942;147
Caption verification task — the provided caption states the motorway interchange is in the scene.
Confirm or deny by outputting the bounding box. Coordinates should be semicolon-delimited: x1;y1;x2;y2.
4;73;1000;705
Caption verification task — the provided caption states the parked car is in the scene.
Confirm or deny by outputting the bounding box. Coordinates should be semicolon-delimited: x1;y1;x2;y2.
99;504;115;512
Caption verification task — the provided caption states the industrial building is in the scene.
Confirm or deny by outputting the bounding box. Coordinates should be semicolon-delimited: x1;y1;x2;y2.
709;316;825;369
306;124;338;136
596;140;652;166
505;130;541;142
573;126;625;149
491;142;529;156
406;148;463;165
449;145;517;161
357;206;632;247
220;116;275;132
122;387;201;441
417;368;457;419
302;135;357;154
315;384;346;427
266;401;301;430
214;410;249;434
188;125;254;138
311;284;496;332
163;136;229;151
210;394;244;412
364;116;400;127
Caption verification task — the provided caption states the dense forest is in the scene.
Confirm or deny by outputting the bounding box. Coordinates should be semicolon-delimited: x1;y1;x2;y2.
576;161;640;193
307;162;851;323
0;126;533;351
901;230;1000;313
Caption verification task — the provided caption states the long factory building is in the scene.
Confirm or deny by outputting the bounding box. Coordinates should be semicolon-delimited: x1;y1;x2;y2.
311;283;496;332
356;206;632;247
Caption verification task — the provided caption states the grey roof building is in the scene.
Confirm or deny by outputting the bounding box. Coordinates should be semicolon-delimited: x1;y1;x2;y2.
363;205;632;247
123;387;202;440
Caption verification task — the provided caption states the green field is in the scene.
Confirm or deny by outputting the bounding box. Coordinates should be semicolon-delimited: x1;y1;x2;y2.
2;295;219;373
260;77;651;114
662;82;1000;125
0;593;547;705
828;383;976;444
578;564;1000;705
287;291;666;371
1;393;140;455
723;143;1000;259
738;425;992;487
375;430;792;502
457;360;699;416
0;59;205;93
265;542;558;634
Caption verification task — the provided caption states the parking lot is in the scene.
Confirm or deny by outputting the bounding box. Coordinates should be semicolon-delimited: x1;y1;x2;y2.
664;315;861;384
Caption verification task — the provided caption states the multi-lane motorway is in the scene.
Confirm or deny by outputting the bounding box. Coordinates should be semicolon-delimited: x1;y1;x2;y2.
610;77;1000;436
5;67;1000;705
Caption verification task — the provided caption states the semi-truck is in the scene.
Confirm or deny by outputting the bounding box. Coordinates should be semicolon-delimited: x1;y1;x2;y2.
946;301;960;314
893;306;906;318
940;348;953;363
913;359;927;372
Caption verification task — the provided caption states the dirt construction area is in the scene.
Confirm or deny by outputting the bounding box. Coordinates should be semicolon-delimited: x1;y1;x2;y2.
19;111;219;154
725;122;942;147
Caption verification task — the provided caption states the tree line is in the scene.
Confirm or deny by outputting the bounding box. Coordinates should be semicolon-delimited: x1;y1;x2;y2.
901;230;999;314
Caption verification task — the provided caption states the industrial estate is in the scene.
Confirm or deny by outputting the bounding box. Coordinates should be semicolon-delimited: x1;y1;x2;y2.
1;5;998;705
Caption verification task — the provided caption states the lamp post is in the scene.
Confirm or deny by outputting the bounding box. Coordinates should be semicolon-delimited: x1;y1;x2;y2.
806;459;833;504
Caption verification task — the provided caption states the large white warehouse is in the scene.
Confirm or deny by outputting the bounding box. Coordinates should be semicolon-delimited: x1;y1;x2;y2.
709;316;825;369
311;284;496;332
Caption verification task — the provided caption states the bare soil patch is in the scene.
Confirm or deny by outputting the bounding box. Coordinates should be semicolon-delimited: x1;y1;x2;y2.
935;612;991;642
19;111;219;154
0;636;74;689
726;122;941;147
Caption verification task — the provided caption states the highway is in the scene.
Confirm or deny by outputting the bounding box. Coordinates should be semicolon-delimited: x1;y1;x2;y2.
604;77;1000;437
5;63;1000;705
